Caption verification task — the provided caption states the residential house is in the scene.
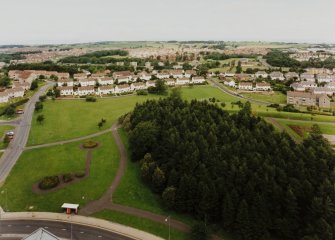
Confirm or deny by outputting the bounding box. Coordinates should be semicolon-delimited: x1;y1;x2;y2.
255;71;268;78
146;80;156;88
317;74;335;83
156;70;170;79
255;82;271;91
312;87;334;96
115;84;131;94
306;68;332;75
224;80;236;88
285;72;299;80
98;85;115;95
8;70;36;84
113;71;133;84
57;79;74;87
270;72;285;81
91;73;105;79
0;92;9;103
6;87;24;98
170;70;184;79
224;72;235;77
326;82;335;89
79;78;96;87
287;91;330;108
139;72;152;81
165;79;175;86
55;72;70;79
300;73;315;81
238;82;253;91
176;77;190;85
290;83;305;91
73;73;88;80
77;86;95;96
98;77;114;86
191;76;206;84
235;74;251;82
12;82;30;91
58;86;74;96
184;70;197;78
300;81;317;89
131;82;147;91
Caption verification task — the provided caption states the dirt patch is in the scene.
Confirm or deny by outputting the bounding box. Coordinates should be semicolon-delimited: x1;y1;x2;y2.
288;125;311;137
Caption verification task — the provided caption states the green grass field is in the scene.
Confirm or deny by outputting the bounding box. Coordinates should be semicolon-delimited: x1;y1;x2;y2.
27;86;239;145
0;133;119;212
93;210;189;240
241;91;287;104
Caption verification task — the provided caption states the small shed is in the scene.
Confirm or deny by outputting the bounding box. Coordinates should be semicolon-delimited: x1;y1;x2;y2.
61;203;79;214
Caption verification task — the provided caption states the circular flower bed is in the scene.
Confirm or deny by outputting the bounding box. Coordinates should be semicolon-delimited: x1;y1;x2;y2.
83;140;98;149
38;176;60;190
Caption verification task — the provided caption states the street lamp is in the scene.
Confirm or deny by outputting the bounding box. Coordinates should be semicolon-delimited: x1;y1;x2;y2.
165;216;171;240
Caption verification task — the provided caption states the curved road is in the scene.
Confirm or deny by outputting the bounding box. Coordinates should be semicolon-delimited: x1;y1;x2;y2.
0;220;132;240
0;82;53;183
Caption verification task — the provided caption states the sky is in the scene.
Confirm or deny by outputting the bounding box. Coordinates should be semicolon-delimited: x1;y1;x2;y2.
0;0;334;45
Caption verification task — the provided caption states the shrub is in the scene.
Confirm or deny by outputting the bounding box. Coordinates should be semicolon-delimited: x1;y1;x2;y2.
83;140;98;148
86;96;97;102
39;95;47;102
62;173;73;183
38;176;60;190
75;171;86;178
137;90;148;95
191;222;209;240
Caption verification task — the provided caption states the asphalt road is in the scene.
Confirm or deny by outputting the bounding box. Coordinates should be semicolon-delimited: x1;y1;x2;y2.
0;220;133;240
0;82;53;183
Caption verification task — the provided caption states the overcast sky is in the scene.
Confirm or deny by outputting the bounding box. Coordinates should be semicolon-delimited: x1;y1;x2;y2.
1;0;334;45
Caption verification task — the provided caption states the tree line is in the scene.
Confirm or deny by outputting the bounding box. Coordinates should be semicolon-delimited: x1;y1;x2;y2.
121;92;335;240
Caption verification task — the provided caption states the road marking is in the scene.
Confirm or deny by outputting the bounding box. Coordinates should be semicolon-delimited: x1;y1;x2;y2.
80;231;84;234
25;225;30;228
44;226;48;229
7;224;11;227
62;228;67;231
98;236;102;238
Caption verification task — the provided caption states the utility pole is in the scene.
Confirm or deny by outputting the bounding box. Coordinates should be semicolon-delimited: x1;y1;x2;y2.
165;216;171;240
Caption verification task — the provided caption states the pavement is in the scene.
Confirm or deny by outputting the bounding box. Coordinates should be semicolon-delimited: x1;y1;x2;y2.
0;82;53;184
0;211;163;240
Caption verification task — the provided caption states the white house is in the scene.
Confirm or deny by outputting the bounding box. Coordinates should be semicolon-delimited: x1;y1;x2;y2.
238;82;253;91
255;82;271;91
224;72;235;77
170;70;184;79
165;79;175;86
300;73;315;81
317;74;335;83
191;76;206;84
224;80;236;88
156;71;171;79
58;86;74;96
57;79;74;87
12;82;30;91
300;81;317;89
79;78;96;87
176;77;190;85
98;85;115;95
0;92;9;103
326;82;335;89
270;72;285;81
290;83;305;91
98;77;114;85
73;73;88;80
113;71;133;83
139;72;152;81
255;71;268;78
131;82;147;91
146;80;156;88
184;70;197;78
77;86;95;96
312;87;334;96
285;72;299;80
115;84;131;94
6;87;24;98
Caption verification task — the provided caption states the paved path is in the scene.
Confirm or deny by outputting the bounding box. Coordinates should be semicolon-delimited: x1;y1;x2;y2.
25;127;113;150
0;82;53;184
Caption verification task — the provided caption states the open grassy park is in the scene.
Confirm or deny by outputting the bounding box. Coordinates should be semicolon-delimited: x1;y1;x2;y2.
241;91;287;104
0;133;119;212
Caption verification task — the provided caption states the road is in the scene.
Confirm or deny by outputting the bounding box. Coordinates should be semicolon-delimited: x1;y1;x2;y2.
0;220;132;240
0;82;53;183
208;78;272;105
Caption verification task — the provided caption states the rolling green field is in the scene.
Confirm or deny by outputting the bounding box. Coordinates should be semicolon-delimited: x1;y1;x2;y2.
0;133;118;212
241;91;287;104
93;210;189;240
27;86;239;145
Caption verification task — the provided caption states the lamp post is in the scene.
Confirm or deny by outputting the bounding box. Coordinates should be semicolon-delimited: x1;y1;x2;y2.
165;216;171;240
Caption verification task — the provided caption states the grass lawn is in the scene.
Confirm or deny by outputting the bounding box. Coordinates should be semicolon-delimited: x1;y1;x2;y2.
113;128;196;225
93;210;189;240
241;91;287;104
0;125;14;149
0;133;119;212
27;86;239;145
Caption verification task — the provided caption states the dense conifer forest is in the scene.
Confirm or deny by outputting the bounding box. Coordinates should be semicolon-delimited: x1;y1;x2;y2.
120;91;335;240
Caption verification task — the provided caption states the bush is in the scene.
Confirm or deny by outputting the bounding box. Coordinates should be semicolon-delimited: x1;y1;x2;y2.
5;106;15;116
39;95;47;102
191;222;209;240
136;90;148;95
75;171;86;178
86;96;97;102
83;140;98;148
35;101;43;112
38;176;60;190
62;173;73;183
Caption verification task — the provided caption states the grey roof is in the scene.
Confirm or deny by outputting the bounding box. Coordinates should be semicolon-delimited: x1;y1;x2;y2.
23;228;60;240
